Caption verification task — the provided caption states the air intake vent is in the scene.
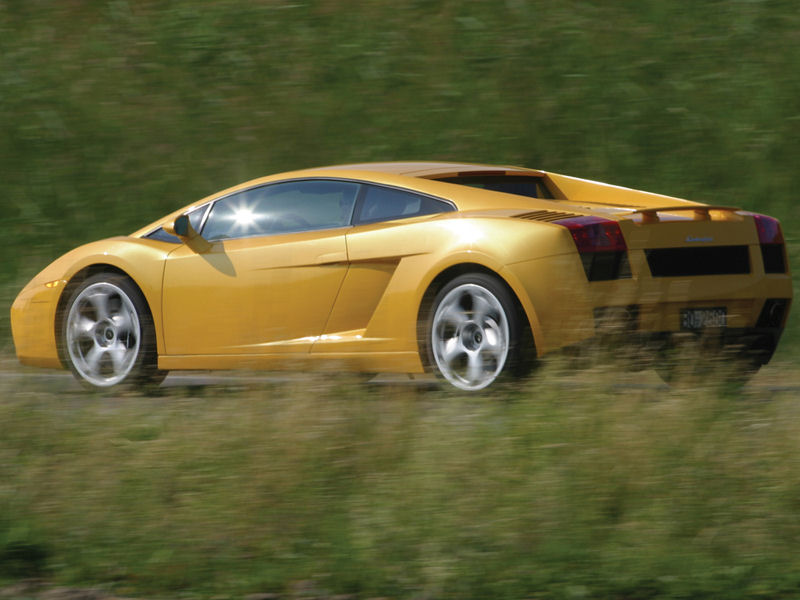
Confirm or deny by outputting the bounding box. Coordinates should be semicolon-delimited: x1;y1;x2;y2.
516;209;583;222
645;245;750;277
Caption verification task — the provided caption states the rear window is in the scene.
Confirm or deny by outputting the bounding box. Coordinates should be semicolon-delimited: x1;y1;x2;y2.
436;175;553;199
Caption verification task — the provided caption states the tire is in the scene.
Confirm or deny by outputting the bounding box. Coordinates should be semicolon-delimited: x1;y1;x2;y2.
424;273;532;391
62;273;166;390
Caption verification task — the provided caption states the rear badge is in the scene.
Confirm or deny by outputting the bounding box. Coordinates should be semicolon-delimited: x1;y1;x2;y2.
686;236;714;243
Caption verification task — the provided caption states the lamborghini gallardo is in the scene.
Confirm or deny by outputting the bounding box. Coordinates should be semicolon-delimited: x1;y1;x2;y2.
11;162;792;390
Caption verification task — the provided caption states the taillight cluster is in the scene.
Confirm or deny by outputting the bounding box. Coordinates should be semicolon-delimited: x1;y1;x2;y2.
555;216;631;281
752;214;787;274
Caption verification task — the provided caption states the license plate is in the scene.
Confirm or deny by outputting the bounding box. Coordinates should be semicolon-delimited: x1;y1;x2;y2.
680;307;727;330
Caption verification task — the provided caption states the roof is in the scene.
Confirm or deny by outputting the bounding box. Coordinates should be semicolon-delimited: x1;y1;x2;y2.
322;161;544;178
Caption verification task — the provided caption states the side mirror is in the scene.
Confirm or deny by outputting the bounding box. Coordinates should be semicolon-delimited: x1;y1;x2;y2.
173;214;191;237
164;214;210;252
164;214;191;238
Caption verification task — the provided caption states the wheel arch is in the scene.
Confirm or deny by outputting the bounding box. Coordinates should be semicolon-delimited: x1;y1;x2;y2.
416;262;539;371
54;264;158;367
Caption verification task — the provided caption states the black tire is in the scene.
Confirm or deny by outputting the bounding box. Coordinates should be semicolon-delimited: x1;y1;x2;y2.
61;273;166;390
423;272;533;391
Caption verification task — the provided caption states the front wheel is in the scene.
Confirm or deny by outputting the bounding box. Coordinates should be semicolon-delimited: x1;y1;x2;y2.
425;273;532;391
62;273;166;390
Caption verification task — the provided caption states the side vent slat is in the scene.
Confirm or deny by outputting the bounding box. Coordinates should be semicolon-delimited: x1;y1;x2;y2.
515;209;582;222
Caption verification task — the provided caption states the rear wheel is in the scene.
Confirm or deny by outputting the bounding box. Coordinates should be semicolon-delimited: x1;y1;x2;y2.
62;273;166;390
425;273;531;391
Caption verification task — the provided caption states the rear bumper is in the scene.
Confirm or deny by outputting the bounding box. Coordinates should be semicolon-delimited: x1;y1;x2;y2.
559;295;789;369
505;250;792;357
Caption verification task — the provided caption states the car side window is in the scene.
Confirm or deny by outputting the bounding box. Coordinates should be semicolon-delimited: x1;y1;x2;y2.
201;180;360;241
354;184;455;225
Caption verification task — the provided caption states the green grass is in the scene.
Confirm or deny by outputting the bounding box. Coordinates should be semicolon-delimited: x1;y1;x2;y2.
1;0;799;355
2;366;800;599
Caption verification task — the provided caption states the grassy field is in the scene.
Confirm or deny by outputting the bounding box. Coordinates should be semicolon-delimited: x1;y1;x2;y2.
2;1;800;598
2;363;800;600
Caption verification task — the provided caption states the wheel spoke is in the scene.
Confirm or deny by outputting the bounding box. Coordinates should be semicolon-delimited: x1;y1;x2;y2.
471;292;493;325
109;342;129;372
438;300;469;328
87;290;111;321
466;351;484;384
84;345;104;375
70;316;96;340
111;310;134;335
482;322;506;358
440;336;465;366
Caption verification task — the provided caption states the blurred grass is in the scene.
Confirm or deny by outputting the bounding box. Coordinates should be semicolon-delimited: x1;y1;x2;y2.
3;4;800;597
1;0;799;356
3;367;800;599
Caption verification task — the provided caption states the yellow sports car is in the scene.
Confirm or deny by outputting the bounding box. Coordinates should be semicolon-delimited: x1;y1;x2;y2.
10;162;792;390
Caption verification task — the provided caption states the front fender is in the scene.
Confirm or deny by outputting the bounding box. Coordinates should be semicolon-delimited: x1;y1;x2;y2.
12;237;176;365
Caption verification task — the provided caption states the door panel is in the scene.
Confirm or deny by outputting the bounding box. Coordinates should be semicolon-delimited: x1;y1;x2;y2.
162;229;348;355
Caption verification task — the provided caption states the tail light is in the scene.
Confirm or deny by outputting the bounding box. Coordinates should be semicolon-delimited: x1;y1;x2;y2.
555;216;631;281
753;214;784;244
752;214;787;274
557;216;627;253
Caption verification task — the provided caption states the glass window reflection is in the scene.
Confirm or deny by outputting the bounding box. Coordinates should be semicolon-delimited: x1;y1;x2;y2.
202;180;359;241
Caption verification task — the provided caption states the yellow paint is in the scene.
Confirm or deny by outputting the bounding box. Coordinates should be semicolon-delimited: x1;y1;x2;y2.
161;228;350;355
11;162;793;376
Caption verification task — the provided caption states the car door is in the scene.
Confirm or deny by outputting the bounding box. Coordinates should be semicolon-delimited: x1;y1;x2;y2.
312;183;457;354
161;179;359;356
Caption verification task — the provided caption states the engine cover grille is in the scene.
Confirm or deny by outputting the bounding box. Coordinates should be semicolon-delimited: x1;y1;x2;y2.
515;209;582;222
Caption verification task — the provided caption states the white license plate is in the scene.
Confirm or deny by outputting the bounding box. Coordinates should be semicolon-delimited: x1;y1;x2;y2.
680;307;727;330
